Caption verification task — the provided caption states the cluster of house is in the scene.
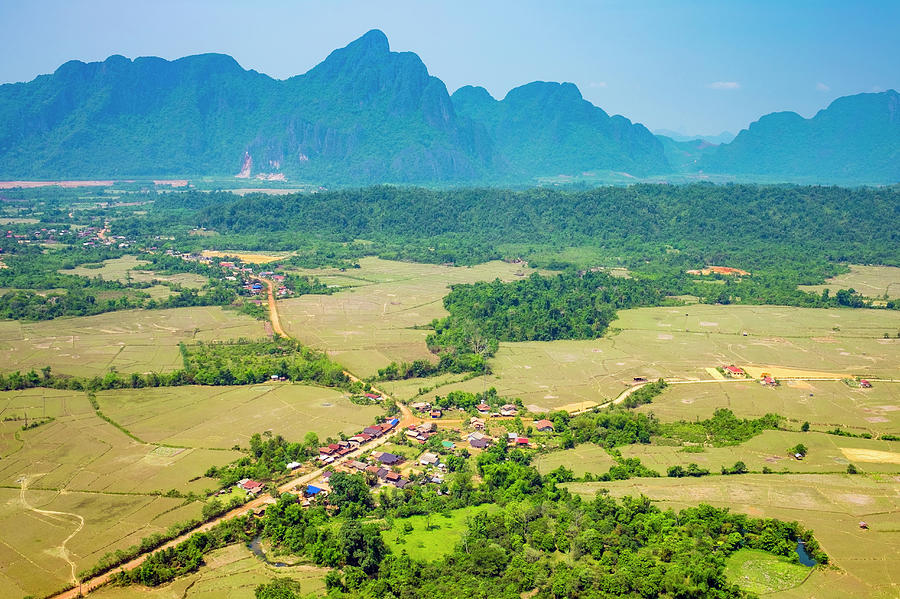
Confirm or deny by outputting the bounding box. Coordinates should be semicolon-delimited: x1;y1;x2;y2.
237;478;265;495
329;449;415;489
476;402;519;417
165;250;292;296
466;417;554;449
410;402;443;418
4;223;138;248
404;421;438;443
316;418;400;464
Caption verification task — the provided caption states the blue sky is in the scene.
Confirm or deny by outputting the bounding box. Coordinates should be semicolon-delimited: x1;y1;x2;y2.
1;0;897;135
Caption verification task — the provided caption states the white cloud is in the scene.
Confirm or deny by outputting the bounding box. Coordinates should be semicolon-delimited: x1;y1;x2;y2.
815;82;830;91
707;81;740;90
589;81;607;88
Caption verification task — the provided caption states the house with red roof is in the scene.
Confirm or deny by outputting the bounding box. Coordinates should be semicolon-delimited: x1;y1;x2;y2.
724;365;745;377
534;419;555;432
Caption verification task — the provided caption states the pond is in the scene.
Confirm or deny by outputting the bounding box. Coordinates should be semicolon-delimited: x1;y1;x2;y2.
248;536;289;568
796;540;816;567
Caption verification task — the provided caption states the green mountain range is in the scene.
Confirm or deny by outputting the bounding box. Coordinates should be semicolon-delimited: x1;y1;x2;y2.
0;30;897;184
699;89;900;184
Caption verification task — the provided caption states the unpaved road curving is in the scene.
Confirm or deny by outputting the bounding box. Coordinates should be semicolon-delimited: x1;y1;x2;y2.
20;474;85;586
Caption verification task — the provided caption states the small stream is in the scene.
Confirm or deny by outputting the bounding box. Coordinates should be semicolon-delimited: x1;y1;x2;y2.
248;536;288;567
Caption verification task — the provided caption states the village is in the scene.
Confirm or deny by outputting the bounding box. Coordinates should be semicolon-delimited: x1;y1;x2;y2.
232;396;560;512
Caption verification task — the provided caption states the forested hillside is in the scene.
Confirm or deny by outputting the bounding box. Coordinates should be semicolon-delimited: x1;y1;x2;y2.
150;184;900;270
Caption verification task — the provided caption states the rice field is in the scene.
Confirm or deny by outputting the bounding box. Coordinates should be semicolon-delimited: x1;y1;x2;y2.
383;305;900;412
0;306;267;376
62;255;208;288
278;257;539;377
635;380;900;435
96;384;384;449
799;265;900;300
618;430;900;474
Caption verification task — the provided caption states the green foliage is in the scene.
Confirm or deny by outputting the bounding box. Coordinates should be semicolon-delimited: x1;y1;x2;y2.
254;577;304;599
660;409;781;447
181;339;349;387
111;518;252;586
188;184;900;270
826;427;873;439
789;443;808;457
206;432;322;487
621;378;668;408
667;463;711;477
721;461;749;475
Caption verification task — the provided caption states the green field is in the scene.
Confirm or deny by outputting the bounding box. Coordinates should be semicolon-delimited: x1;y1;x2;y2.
799;264;900;300
89;543;327;599
724;549;812;594
534;443;617;476
62;255;208;289
382;504;499;561
96;384;384;449
566;474;900;598
0;306;267;376
382;305;900;411
278;257;540;377
636;380;900;435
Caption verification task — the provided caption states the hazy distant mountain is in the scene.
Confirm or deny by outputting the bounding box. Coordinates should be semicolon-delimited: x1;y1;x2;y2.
654;129;735;144
452;83;669;177
0;30;896;184
655;136;719;173
0;30;498;183
700;90;900;183
0;30;665;183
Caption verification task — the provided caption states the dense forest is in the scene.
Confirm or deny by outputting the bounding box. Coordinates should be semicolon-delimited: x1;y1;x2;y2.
161;184;900;271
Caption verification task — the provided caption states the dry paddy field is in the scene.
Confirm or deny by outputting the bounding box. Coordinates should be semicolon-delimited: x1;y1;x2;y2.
0;383;381;598
566;474;900;599
0;388;237;598
799;264;900;301
200;250;292;264
0;306;267;376
96;384;384;449
619;431;900;474
63;255;208;288
534;444;617;477
383;305;900;412
636;380;900;435
278;257;538;377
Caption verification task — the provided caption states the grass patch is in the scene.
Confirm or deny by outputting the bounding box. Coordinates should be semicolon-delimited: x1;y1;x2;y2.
382;505;499;561
724;548;811;594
